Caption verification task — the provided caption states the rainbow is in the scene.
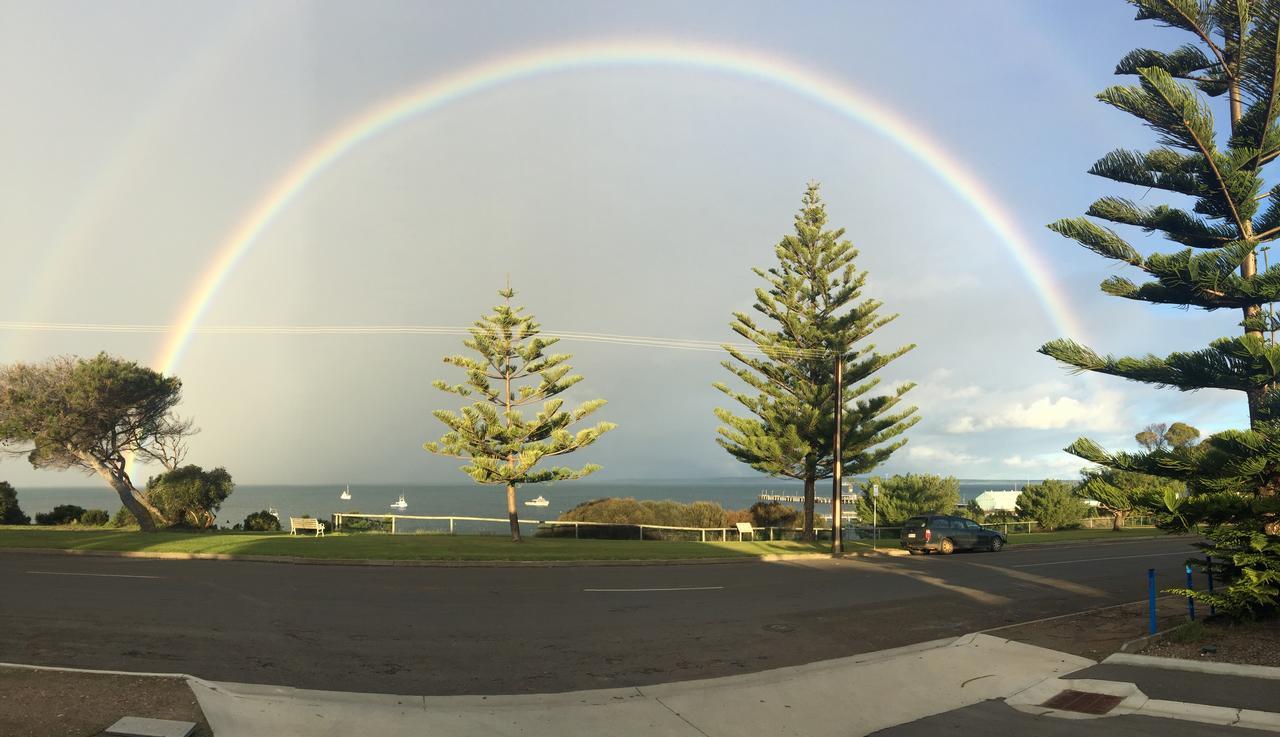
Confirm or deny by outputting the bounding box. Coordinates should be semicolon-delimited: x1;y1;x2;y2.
155;38;1083;375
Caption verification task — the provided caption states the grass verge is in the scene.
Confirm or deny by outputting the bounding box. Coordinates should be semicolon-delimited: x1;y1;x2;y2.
0;527;825;561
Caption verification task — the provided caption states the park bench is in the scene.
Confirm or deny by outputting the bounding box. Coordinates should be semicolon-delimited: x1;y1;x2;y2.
290;517;325;537
735;522;756;541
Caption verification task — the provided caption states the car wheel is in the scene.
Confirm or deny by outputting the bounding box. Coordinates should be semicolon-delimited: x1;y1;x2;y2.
939;538;955;555
989;536;1003;552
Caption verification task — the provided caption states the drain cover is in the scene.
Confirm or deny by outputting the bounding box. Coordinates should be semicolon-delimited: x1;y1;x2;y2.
1040;689;1124;715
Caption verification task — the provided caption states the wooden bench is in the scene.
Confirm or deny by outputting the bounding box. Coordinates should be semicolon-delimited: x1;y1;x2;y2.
735;522;756;541
290;517;325;537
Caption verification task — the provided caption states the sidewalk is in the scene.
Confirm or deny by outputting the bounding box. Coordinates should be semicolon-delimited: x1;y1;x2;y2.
191;634;1090;737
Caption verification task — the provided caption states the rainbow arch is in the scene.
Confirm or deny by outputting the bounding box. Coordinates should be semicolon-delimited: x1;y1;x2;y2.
155;38;1082;375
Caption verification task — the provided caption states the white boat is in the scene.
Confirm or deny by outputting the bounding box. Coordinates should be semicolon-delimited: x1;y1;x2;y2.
268;507;280;519
339;485;352;501
390;494;408;510
524;495;550;507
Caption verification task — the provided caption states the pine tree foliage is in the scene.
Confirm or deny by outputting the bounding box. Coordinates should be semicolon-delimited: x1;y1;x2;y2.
715;184;918;540
425;287;615;541
1043;0;1280;617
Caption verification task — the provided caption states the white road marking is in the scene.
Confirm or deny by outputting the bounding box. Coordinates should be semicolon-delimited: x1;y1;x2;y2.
26;571;161;579
1012;551;1192;569
583;586;724;592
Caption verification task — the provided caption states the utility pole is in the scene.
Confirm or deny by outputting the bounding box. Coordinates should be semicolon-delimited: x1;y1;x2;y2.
831;355;843;555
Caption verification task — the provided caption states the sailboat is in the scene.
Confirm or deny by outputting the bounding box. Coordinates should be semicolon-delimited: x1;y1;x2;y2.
339;484;352;501
389;493;408;510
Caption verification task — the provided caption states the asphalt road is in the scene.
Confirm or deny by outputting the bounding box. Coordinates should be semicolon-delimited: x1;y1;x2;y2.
0;537;1200;695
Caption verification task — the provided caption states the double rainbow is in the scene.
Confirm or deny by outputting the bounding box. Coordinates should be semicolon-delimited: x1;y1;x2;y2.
155;38;1080;375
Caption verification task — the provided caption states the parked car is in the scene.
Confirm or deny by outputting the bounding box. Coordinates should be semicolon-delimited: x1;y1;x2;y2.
899;514;1005;554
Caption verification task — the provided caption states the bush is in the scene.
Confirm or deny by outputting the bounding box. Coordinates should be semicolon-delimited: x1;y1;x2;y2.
79;509;109;526
854;474;961;526
0;481;30;525
111;506;137;528
1016;480;1088;531
339;514;389;533
749;501;798;528
242;510;281;532
146;465;234;528
554;498;733;539
35;504;86;526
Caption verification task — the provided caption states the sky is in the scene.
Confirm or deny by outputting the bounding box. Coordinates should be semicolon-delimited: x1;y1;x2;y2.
0;0;1254;487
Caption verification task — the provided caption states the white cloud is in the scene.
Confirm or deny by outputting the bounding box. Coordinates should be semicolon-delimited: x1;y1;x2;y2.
907;445;988;465
947;391;1124;433
1002;453;1087;475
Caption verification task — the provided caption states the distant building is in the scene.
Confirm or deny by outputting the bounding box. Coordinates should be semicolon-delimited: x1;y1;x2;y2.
973;490;1021;512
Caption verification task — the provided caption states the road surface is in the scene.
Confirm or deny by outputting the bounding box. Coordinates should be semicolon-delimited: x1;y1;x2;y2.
0;536;1199;694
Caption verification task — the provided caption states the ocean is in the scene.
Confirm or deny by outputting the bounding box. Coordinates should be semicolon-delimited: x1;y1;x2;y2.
9;479;1037;532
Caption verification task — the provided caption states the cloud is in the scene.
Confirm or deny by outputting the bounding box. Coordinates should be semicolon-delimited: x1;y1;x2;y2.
1002;453;1087;475
947;391;1124;433
906;445;988;465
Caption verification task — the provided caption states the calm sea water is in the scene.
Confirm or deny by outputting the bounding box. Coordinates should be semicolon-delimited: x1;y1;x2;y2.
9;479;1036;531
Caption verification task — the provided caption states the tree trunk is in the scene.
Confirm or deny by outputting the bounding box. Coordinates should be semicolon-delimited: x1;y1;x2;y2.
1112;510;1125;532
80;452;163;531
802;475;815;542
506;484;521;542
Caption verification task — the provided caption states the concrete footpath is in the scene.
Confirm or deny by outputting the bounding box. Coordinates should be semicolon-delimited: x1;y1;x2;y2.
190;633;1091;737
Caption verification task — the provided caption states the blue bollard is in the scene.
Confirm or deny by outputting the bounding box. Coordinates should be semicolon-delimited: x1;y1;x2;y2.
1206;555;1216;617
1148;568;1158;635
1185;563;1196;621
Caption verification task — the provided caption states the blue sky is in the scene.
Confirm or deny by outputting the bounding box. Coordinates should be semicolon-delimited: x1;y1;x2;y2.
0;1;1252;486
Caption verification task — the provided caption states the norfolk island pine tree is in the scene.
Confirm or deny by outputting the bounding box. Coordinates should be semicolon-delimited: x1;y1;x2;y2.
715;184;919;542
1041;0;1280;616
425;287;616;542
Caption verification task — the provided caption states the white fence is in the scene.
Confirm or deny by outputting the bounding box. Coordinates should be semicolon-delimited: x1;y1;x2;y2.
332;513;793;541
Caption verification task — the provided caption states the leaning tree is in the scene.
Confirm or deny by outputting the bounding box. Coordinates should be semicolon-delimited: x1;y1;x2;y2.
1042;0;1280;616
425;287;615;542
715;183;918;541
0;353;182;531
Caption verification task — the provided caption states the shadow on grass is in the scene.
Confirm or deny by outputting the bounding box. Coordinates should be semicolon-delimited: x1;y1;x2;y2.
0;527;826;561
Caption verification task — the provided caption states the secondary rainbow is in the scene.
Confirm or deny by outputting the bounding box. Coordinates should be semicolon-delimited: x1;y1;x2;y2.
155;38;1082;374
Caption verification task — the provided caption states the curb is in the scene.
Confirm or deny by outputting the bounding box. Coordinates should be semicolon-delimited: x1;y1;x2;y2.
0;546;856;568
1104;652;1280;681
1118;626;1184;654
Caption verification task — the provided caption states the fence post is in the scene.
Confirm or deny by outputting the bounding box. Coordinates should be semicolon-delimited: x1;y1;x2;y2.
1185;563;1196;621
449;518;455;535
639;524;644;541
575;522;579;539
1148;568;1158;634
391;516;396;535
1206;555;1215;617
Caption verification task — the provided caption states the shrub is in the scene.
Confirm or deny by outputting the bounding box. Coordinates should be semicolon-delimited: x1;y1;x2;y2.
1016;480;1088;531
854;474;962;526
146;465;234;528
110;506;137;528
749;501;798;528
79;509;109;526
339;514;389;533
35;504;86;526
242;510;281;532
0;481;30;525
555;498;733;539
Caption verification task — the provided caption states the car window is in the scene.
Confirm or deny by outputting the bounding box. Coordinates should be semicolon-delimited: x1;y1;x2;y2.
903;517;927;528
931;517;950;528
962;519;979;529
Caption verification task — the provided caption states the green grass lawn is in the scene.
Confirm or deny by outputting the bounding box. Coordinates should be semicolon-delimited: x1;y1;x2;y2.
0;527;826;561
844;526;1166;550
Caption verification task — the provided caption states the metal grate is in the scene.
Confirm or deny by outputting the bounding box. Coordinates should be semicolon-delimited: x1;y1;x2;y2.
1040;689;1125;715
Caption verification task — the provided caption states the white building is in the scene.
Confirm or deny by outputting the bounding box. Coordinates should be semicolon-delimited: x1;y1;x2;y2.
973;490;1022;512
